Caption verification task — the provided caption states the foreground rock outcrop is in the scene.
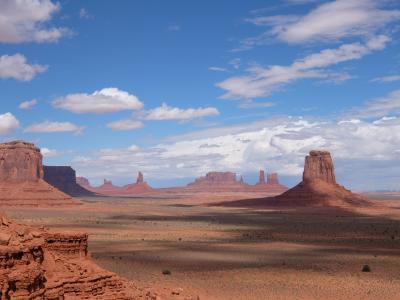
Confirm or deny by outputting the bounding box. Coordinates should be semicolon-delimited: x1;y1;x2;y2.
43;166;95;197
215;150;371;208
0;141;78;206
0;213;137;299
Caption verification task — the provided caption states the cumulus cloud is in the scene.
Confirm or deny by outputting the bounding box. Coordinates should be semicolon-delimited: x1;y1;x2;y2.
0;54;47;81
143;103;220;121
72;114;400;190
52;88;144;114
107;119;144;131
245;0;400;45
218;36;390;99
0;0;68;43
41;147;58;157
24;121;84;134
19;99;38;109
0;113;20;134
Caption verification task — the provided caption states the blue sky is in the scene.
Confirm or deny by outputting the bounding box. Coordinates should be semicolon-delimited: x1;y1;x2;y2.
1;0;400;190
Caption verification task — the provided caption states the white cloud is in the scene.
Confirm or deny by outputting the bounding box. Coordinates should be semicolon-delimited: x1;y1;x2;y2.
0;113;20;135
144;103;220;121
19;99;38;109
107;119;144;131
24;121;84;134
371;75;400;83
218;36;390;99
209;67;228;72
0;54;47;81
247;0;400;44
41;147;58;157
0;0;68;43
52;88;144;114
352;90;400;118
72;114;400;190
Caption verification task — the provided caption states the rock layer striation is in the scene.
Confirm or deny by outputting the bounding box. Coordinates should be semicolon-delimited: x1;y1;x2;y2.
0;141;78;206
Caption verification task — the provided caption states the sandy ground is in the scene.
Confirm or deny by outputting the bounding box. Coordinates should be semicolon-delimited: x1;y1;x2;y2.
3;192;400;300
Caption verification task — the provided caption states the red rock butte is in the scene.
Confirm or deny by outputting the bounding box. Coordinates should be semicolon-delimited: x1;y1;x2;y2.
77;172;154;195
0;141;79;206
215;150;372;208
43;166;95;197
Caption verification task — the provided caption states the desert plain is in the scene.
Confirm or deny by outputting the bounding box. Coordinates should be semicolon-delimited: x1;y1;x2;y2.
4;191;400;300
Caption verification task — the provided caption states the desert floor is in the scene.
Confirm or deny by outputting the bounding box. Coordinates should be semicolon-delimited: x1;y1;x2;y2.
4;192;400;300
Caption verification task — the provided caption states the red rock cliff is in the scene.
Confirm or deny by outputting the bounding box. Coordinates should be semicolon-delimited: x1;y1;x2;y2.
303;150;336;184
0;214;136;298
0;140;79;206
43;166;95;196
0;140;43;182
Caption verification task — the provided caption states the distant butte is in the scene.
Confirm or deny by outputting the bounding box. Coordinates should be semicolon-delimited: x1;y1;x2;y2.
43;165;95;197
214;150;372;208
0;140;79;206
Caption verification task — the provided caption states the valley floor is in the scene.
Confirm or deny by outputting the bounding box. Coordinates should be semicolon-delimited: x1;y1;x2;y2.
4;192;400;300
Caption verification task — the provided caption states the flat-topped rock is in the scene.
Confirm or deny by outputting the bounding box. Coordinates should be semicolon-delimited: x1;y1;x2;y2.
0;140;43;182
303;150;336;184
0;140;79;206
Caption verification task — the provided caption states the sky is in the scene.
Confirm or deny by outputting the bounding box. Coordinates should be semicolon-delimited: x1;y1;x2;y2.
1;0;400;191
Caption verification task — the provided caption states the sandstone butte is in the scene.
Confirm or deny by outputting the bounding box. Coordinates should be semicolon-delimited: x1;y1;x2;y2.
0;140;146;298
184;171;288;193
78;170;289;195
43;166;95;197
78;172;154;196
0;141;79;206
215;150;372;208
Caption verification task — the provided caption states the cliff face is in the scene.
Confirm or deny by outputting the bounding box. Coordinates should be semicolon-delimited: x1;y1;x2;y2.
303;150;336;184
189;172;238;186
0;214;133;299
272;150;371;207
0;140;43;182
0;141;79;206
43;166;95;197
267;173;279;185
214;150;372;208
258;170;266;184
254;170;287;193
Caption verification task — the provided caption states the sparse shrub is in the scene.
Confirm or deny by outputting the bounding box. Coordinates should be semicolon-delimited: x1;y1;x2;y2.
362;264;371;272
162;269;171;275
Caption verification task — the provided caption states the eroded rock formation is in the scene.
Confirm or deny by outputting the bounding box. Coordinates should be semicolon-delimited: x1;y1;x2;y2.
0;213;137;299
267;173;279;185
122;172;154;194
254;170;287;193
217;150;371;207
0;140;43;182
76;176;91;189
189;172;238;187
77;172;154;196
303;150;336;184
0;141;79;206
43;166;95;197
136;171;144;184
258;170;265;185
